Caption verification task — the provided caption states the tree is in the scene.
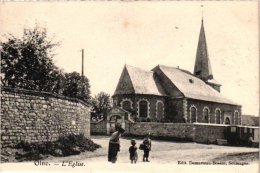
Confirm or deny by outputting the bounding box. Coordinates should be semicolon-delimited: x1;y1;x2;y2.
52;69;66;94
91;92;112;121
62;72;91;102
1;25;91;102
1;25;62;93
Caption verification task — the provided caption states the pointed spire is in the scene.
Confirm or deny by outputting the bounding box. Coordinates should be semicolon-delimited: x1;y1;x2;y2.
194;19;213;81
201;4;204;21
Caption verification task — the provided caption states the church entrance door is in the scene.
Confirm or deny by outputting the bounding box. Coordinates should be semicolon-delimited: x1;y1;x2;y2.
109;115;122;133
106;106;128;135
225;117;231;125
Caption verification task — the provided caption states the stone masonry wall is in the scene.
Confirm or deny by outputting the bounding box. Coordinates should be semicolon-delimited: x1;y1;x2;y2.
90;120;107;135
165;98;184;123
194;123;228;143
1;87;91;147
187;99;241;125
90;121;230;144
113;94;166;122
127;122;195;140
126;122;228;143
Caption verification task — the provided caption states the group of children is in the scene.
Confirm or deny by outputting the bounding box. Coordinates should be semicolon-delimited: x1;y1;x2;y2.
107;123;152;164
129;134;152;164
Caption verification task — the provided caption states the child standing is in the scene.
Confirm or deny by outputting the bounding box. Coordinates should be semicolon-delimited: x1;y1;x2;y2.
142;133;151;162
129;139;138;164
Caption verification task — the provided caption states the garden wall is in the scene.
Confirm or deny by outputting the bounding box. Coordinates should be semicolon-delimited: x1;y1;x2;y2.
90;120;107;135
1;87;91;148
127;122;228;143
127;122;195;141
193;123;228;143
90;120;229;144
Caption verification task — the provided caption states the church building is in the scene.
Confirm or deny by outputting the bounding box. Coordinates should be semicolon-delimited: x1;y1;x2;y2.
112;20;241;125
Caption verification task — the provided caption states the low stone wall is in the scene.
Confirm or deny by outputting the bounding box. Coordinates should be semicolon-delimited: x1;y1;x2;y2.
194;123;228;143
127;122;195;141
1;87;91;147
126;122;229;143
90;120;230;144
90;120;107;135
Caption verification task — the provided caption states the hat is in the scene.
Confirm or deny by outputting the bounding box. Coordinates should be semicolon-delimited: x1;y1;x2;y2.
131;139;136;144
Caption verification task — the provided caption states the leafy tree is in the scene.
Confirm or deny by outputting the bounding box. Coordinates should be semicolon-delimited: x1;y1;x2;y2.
91;92;112;121
1;26;62;93
52;69;66;94
62;72;91;102
1;25;91;102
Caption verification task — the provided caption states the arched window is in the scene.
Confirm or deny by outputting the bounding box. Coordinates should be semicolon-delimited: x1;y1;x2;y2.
139;100;148;118
215;109;221;124
190;106;197;123
156;101;164;121
122;100;131;111
203;107;210;123
225;117;230;125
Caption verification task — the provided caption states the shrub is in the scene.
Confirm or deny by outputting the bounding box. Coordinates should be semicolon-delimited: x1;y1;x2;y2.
14;133;101;161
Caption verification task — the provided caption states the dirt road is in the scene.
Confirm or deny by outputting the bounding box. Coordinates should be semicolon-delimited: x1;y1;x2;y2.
1;136;258;173
86;136;258;164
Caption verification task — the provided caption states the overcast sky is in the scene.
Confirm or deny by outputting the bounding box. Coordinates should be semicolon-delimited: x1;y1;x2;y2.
0;1;258;116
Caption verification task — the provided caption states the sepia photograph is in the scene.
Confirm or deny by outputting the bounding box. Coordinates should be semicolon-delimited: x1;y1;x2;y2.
0;1;259;173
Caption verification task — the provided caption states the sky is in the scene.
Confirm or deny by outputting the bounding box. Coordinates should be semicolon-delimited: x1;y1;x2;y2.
0;1;259;116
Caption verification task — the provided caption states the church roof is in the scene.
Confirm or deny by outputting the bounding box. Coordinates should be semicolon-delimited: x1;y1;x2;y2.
154;65;238;105
194;19;213;81
114;65;166;96
114;64;238;106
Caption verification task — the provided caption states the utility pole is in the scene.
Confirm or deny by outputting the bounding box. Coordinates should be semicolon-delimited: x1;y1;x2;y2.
82;49;84;78
81;49;85;98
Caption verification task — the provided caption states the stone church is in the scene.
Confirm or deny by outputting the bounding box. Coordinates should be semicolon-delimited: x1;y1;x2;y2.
112;19;241;125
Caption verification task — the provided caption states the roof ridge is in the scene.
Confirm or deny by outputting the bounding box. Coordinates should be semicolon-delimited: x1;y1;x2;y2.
158;64;196;78
157;65;239;105
125;64;153;73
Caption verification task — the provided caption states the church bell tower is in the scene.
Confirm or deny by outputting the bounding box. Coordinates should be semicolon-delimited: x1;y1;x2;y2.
194;19;221;92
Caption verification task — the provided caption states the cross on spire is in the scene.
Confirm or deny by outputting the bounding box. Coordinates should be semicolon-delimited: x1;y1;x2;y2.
201;5;204;21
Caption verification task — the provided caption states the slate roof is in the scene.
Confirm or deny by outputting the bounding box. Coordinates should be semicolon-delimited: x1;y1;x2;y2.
114;64;239;106
241;115;259;126
114;65;166;96
155;65;238;105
